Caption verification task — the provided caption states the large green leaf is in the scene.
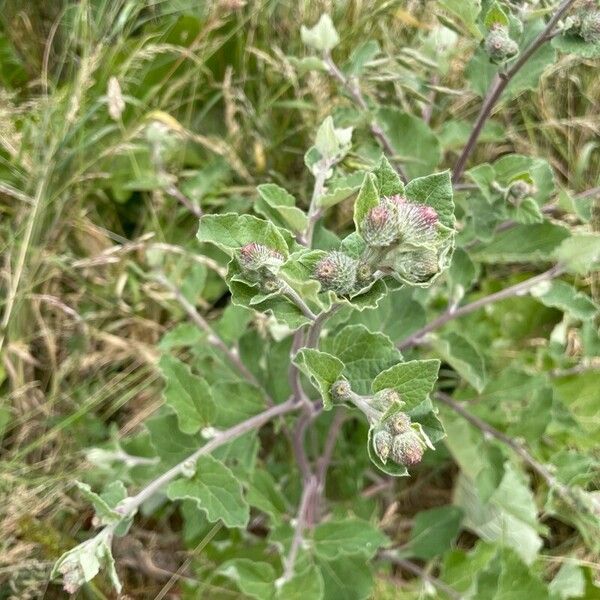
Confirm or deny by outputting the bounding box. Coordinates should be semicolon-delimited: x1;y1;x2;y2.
197;213;290;257
408;506;464;560
376;108;442;179
324;325;401;395
405;170;455;228
431;332;487;392
159;355;215;434
255;183;308;234
313;518;389;560
473;223;570;263
167;455;250;528
219;559;276;600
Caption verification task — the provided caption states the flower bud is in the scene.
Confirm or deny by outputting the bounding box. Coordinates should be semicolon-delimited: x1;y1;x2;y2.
355;260;374;289
394;248;439;283
331;379;352;403
373;429;394;463
391;198;438;246
581;10;600;43
484;26;519;63
239;243;283;272
371;388;402;412
386;412;412;435
361;205;398;247
58;557;86;594
392;431;424;466
260;276;282;294
508;180;533;200
314;251;358;295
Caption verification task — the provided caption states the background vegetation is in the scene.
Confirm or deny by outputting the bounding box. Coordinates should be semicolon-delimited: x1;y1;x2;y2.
0;0;599;598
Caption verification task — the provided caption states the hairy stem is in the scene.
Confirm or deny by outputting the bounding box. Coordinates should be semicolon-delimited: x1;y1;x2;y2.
452;0;577;183
323;53;408;183
282;474;318;582
119;398;299;516
397;264;564;350
281;282;318;321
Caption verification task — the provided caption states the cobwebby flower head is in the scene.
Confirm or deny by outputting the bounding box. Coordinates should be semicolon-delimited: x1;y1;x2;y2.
384;196;438;247
484;26;518;62
361;204;398;247
314;251;358;296
238;243;284;272
392;431;424;466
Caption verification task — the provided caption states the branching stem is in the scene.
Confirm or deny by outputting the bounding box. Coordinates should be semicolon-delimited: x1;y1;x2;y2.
452;0;577;183
397;265;564;350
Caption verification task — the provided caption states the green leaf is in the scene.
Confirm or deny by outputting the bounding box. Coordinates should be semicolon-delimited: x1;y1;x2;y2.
301;14;339;53
317;555;374;600
554;233;600;274
473;223;570;263
494;549;549;599
246;470;288;524
353;173;380;231
438;0;483;39
159;355;215;434
372;155;404;197
431;332;487;392
317;171;363;209
219;559;276;600
553;33;600;59
74;482;123;526
293;348;345;410
345;40;380;76
167;455;249;528
371;359;440;413
313;518;389;560
255;183;308;234
405;170;455;228
376;108;442;179
276;565;324;600
197;213;290;257
324;325;401;395
408;506;464;560
530;280;598;320
549;562;586;600
313;116;352;163
484;1;509;29
454;464;544;564
513;197;544;224
146;413;199;468
350;286;427;343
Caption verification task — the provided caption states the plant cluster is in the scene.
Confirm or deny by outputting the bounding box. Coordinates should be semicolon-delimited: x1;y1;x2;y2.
0;0;599;598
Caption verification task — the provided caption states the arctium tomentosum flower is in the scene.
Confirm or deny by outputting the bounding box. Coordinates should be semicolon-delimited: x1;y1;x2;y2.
386;412;412;435
389;246;439;284
373;429;393;463
361;204;398;247
508;179;534;201
484;25;519;63
392;431;424;466
314;251;357;295
370;388;402;412
238;243;284;272
397;202;438;246
331;379;352;403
